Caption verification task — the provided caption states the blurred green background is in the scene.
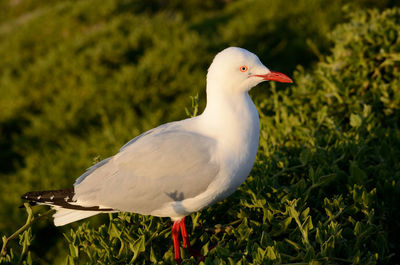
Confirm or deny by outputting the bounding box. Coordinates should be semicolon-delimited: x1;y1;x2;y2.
1;0;400;264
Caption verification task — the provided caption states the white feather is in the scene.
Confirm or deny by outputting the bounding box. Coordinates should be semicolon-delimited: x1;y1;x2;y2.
53;207;103;226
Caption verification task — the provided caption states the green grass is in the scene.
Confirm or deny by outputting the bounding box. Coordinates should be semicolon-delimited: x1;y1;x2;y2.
1;1;400;264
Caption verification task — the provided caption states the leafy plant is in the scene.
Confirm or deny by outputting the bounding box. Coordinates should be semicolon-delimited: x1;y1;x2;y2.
60;7;400;264
1;1;400;264
0;204;49;265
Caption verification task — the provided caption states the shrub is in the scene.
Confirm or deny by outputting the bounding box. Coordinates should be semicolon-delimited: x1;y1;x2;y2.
1;1;400;264
60;7;400;265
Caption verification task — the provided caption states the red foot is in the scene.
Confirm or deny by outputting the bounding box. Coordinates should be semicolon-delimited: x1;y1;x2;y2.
179;217;190;249
172;220;182;265
171;217;207;264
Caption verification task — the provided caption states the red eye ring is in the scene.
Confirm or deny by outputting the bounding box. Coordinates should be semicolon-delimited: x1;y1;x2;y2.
240;66;248;72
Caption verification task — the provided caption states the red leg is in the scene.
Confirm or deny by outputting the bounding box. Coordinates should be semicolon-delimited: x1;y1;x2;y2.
179;217;190;249
179;217;205;262
172;220;182;265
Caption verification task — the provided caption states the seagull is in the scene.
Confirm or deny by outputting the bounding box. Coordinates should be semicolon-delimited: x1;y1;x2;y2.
22;47;292;264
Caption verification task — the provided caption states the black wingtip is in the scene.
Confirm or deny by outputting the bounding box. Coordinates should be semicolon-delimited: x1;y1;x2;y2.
21;187;115;212
21;188;74;203
21;192;31;200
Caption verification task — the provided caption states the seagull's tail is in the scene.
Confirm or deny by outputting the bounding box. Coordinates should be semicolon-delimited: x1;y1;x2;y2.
21;188;114;226
51;208;102;226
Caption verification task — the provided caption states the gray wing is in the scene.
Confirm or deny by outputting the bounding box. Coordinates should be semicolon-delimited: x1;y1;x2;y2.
119;122;172;152
74;122;173;186
74;157;112;185
73;124;219;215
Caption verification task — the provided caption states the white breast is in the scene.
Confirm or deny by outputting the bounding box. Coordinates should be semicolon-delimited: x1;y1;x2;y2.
152;92;260;220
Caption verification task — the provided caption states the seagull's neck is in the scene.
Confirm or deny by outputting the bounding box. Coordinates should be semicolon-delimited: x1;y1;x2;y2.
203;87;252;116
199;85;260;146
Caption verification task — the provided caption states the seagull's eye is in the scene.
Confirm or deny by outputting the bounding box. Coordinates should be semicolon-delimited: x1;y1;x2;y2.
240;66;248;72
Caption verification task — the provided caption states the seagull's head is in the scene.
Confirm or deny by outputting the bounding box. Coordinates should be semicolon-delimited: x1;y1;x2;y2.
207;47;292;93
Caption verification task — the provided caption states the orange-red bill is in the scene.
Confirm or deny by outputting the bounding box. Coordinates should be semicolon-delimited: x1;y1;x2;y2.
252;71;293;83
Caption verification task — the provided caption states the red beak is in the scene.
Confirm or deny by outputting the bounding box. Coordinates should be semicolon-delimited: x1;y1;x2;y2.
253;71;293;83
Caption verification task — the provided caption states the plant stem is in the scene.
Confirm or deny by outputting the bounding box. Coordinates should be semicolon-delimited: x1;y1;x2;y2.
1;203;34;258
0;203;54;258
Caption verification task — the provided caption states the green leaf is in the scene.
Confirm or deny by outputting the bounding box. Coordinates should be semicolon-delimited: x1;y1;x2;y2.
265;246;278;261
350;113;362;127
69;244;79;258
109;222;122;238
150;246;157;263
300;149;312;165
129;235;146;262
350;162;367;182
